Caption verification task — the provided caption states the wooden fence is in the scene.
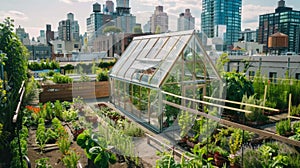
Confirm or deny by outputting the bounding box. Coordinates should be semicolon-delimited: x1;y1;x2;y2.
39;81;110;103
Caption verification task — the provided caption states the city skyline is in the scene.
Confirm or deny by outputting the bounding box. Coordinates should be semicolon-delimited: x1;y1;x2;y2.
1;0;300;38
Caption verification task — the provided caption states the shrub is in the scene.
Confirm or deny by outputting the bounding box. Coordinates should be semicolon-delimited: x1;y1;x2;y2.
52;74;73;84
96;69;109;81
276;119;291;136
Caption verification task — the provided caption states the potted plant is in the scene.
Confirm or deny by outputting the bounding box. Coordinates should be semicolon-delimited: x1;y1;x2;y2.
229;129;243;167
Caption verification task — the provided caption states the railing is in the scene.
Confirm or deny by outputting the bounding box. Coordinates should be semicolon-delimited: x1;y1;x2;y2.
12;81;31;168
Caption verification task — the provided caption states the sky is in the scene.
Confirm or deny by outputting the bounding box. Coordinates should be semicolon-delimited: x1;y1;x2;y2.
1;0;300;39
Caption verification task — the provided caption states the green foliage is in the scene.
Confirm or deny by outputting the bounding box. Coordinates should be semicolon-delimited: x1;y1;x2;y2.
9;126;28;168
291;104;300;116
52;73;73;83
35;158;52;168
62;150;80;168
57;137;71;155
133;26;143;34
28;59;60;70
76;130;116;168
121;120;144;137
215;52;229;73
156;151;181;168
224;72;254;104
96;69;109;81
23;76;38;105
62;108;78;122
229;129;243;155
36;118;48;151
0;18;28;132
103;26;122;34
178;109;194;137
276;119;291;136
241;94;268;122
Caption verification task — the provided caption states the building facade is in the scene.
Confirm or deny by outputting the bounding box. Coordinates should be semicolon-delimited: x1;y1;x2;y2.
239;29;258;42
150;6;168;33
227;55;300;80
58;13;80;42
258;0;300;54
26;45;52;60
16;25;30;45
201;0;242;50
177;9;195;31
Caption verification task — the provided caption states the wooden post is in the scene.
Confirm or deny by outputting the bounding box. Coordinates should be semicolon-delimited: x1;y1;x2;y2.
288;93;292;118
263;85;268;106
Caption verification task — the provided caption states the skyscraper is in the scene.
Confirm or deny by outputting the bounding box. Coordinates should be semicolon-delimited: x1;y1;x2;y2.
105;0;114;13
16;25;30;45
115;0;136;33
201;0;242;50
150;6;168;33
58;13;80;41
258;0;300;53
177;9;195;31
87;3;113;39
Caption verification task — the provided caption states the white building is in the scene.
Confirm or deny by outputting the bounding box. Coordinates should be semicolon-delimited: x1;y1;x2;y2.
150;6;168;33
177;9;195;31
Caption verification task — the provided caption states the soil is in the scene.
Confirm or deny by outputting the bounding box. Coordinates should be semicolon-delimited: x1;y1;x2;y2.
26;125;153;168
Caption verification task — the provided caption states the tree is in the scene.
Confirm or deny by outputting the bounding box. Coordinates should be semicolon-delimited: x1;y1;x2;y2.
0;18;28;129
102;26;122;34
133;26;142;34
155;25;161;34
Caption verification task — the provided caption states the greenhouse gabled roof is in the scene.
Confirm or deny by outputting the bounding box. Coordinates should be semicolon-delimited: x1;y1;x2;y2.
110;29;215;88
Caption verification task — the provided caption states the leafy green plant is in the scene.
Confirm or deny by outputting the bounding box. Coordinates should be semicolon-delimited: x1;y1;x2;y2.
62;150;80;168
52;73;73;84
77;130;116;168
156;151;181;168
57;137;71;155
35;158;52;168
276;119;291;136
36;118;48;151
241;94;268;123
178;108;194;138
122;120;144;137
62;108;78;122
96;69;109;81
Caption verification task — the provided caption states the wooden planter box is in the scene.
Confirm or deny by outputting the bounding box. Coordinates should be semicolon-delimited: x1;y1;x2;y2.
39;81;110;103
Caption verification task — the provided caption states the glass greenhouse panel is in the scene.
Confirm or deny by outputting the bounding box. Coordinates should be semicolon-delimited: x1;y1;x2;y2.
117;39;149;78
146;37;169;59
137;38;158;59
110;40;140;77
155;36;179;59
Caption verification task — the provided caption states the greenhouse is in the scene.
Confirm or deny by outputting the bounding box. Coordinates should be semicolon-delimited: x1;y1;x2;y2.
109;30;225;132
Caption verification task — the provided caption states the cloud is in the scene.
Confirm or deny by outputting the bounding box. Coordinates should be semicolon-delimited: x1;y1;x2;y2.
59;0;94;4
242;4;274;29
0;10;28;21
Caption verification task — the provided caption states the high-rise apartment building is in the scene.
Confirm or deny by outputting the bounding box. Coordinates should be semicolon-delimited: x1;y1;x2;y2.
115;0;136;33
87;1;136;40
16;25;30;45
201;0;242;50
150;6;168;33
239;29;258;42
258;0;300;53
177;9;195;31
46;24;54;43
58;13;80;42
105;0;114;13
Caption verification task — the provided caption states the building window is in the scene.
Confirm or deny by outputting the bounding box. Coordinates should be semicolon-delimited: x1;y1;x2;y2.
296;73;300;80
57;44;62;48
74;44;79;48
269;72;277;83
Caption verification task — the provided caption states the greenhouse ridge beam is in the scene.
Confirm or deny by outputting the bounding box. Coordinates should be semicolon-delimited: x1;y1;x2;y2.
163;100;300;148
